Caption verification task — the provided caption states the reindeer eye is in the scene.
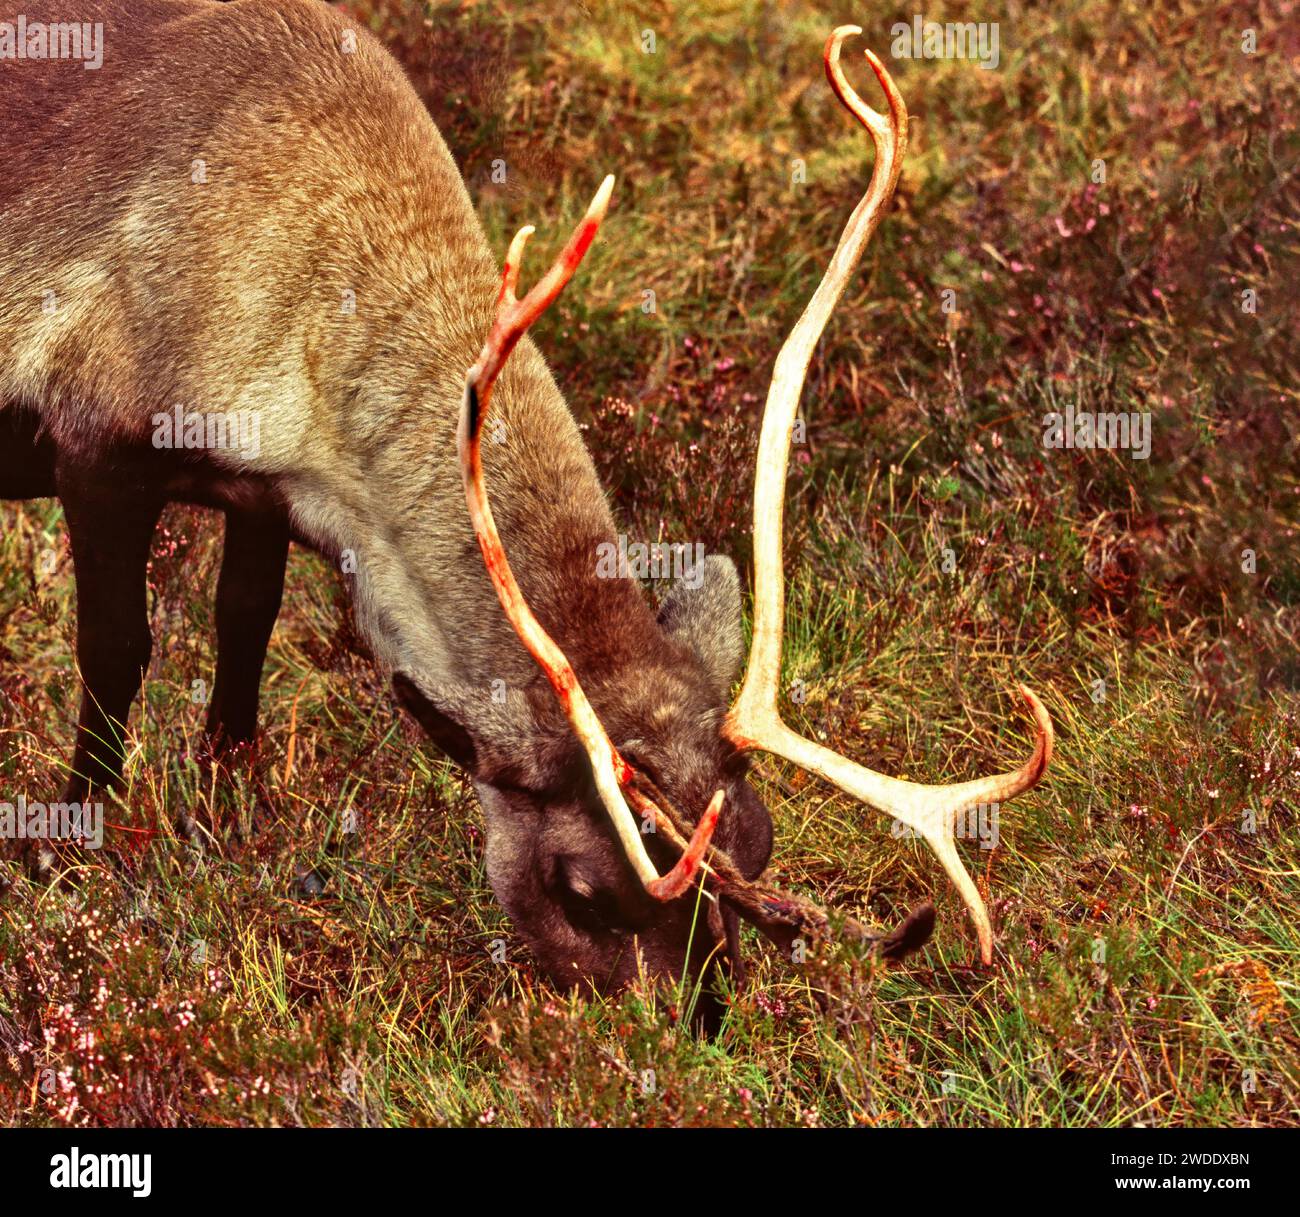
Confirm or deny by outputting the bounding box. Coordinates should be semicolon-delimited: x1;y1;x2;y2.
620;743;664;792
564;887;624;936
556;861;625;936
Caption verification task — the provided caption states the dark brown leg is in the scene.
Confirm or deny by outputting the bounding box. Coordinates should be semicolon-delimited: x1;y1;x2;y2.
204;507;290;752
56;461;165;801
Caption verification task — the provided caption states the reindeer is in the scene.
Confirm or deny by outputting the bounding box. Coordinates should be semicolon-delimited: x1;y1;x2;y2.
0;0;1052;1021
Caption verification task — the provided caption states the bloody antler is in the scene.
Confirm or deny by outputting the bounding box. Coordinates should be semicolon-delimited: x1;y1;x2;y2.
457;175;718;901
725;27;1054;963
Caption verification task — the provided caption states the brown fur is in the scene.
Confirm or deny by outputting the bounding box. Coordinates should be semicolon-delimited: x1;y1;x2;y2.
1;0;773;1020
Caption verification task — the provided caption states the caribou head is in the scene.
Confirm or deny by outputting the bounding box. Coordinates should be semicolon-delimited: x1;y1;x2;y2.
436;26;1052;1018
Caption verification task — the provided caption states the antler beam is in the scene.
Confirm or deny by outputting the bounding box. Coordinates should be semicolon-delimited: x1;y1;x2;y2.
726;26;1054;964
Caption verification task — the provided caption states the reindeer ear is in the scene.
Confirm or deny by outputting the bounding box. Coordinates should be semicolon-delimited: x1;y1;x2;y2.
657;554;744;698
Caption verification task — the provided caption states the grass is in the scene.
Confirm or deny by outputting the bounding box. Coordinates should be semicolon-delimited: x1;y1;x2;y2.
1;0;1297;1126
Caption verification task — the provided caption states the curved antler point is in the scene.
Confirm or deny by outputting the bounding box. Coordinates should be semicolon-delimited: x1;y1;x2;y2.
1012;682;1054;785
645;788;723;901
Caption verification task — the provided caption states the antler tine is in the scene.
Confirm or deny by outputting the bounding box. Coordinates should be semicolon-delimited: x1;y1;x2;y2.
824;24;906;146
470;174;614;411
728;28;1054;965
459;176;718;902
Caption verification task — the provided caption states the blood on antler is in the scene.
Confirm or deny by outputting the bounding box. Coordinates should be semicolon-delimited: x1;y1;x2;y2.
457;174;719;902
724;26;1053;963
